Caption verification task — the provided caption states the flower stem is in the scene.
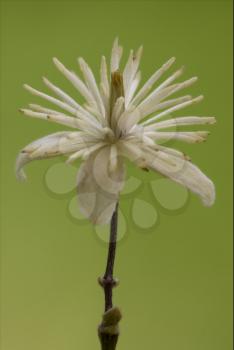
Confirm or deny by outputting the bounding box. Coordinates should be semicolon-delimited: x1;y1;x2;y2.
104;203;118;311
98;203;122;350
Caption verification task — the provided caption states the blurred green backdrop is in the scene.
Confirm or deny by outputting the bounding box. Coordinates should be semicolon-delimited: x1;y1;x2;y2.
0;0;232;349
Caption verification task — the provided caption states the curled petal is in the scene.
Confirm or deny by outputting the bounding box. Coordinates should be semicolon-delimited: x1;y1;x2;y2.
15;132;85;181
144;147;215;206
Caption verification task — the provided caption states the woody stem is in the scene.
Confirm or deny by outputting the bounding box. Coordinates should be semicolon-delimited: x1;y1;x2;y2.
98;204;121;350
103;203;119;311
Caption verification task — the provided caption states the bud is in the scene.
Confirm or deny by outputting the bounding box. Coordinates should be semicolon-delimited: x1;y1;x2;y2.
110;70;124;117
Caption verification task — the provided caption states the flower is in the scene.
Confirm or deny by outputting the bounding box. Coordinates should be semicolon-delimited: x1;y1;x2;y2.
16;38;216;224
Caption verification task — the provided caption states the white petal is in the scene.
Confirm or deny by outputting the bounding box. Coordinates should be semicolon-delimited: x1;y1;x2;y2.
151;66;184;94
138;77;198;120
100;56;110;97
109;144;118;172
29;103;67;116
110;96;125;129
42;77;81;109
130;57;176;106
153;144;191;160
123;47;142;101
19;108;102;137
146;131;210;143
25;84;101;129
66;142;106;164
77;147;125;224
146;95;192;114
53;57;95;106
146;116;216;131
117;106;142;134
125;71;141;108
110;37;123;72
24;84;76;115
15;132;84;181
127;96;192;130
143;95;204;125
144;147;215;206
19;108;80;128
118;141;146;168
78;57;106;120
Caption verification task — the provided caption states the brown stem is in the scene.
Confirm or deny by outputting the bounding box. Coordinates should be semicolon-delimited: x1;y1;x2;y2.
98;204;121;350
104;203;118;311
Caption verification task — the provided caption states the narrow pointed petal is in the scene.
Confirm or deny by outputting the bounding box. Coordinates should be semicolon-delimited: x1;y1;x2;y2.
125;71;141;108
135;84;182;120
100;56;110;97
53;57;95;106
24;84;76;115
145;130;210;143
29;103;67;116
78;57;106;119
130;57;176;106
110;37;123;72
42;77;81;109
152;66;185;94
110;96;125;129
123;46;143;101
146;95;192;114
138;77;198;119
19;108;102;137
77;147;125;224
146;116;216;131
142;95;203;125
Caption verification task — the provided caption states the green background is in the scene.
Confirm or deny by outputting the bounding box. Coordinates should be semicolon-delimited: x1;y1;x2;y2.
0;1;233;349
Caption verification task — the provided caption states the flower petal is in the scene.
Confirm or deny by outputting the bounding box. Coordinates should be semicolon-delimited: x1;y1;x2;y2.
110;38;123;72
77;147;125;224
137;77;198;120
15;131;86;181
100;56;110;97
78;57;106;120
125;71;141;108
145;131;210;143
123;46;143;103
130;57;176;106
29;103;68;116
142;95;204;125
145;116;216;130
19;108;103;137
53;57;96;107
24;84;76;115
42;77;81;109
144;147;215;206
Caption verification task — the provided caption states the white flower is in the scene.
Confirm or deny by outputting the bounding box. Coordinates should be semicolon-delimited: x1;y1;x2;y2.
16;38;216;224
